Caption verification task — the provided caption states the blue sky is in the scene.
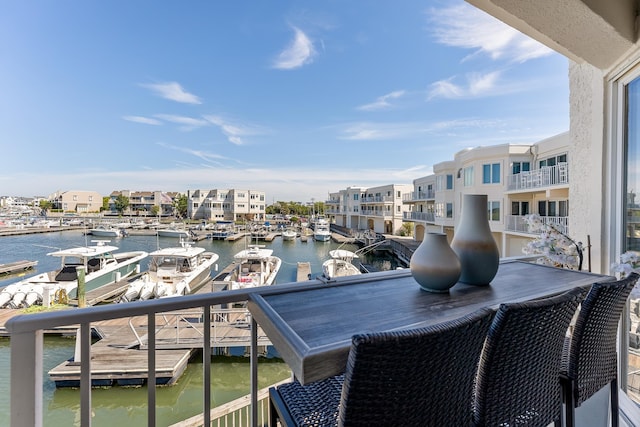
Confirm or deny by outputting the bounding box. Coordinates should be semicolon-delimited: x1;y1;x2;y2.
0;1;568;203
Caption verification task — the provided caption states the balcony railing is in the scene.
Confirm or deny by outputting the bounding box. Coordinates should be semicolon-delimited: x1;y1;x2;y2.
505;215;569;235
506;163;569;191
403;211;435;222
7;281;329;427
361;196;394;204
402;190;435;202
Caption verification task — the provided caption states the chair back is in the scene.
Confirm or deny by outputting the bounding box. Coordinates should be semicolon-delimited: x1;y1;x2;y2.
338;307;495;427
565;272;639;406
473;287;585;427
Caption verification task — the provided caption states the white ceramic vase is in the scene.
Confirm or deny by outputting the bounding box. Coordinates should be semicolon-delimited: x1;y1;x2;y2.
451;194;500;286
410;232;461;293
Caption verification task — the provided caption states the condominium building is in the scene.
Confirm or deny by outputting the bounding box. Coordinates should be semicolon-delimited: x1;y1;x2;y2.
403;132;570;258
49;190;102;213
186;189;266;222
108;190;179;216
326;184;412;235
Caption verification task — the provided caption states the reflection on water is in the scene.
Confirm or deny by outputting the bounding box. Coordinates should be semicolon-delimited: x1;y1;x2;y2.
0;230;401;425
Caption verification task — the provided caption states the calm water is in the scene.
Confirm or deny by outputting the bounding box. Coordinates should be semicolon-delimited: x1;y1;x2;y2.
0;230;400;426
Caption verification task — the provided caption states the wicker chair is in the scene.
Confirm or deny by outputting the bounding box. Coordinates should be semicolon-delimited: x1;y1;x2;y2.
472;287;586;427
560;272;640;427
269;307;495;427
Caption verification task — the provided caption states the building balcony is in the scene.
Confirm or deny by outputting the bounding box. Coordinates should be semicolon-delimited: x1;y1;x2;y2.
506;163;569;192
505;214;569;235
9;263;640;427
403;211;435;222
361;196;394;204
402;190;436;203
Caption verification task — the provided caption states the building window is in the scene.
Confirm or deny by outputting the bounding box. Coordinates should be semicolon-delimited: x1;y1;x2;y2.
446;202;453;218
353;194;359;200
446;174;453;189
482;163;500;184
512;161;531;174
463;167;474;186
488;201;500;221
511;201;529;216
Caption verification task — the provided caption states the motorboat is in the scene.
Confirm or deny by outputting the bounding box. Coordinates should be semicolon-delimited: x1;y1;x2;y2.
224;245;282;290
89;224;126;237
322;249;362;280
119;240;219;302
209;220;235;239
0;241;148;308
313;217;331;242
281;227;297;241
157;223;191;238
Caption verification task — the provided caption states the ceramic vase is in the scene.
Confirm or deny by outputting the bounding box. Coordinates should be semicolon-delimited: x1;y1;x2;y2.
451;194;499;286
410;232;461;293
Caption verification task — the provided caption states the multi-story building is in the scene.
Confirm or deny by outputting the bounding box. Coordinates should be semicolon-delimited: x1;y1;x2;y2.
108;190;179;216
403;132;570;257
186;189;266;222
326;184;411;235
49;190;102;213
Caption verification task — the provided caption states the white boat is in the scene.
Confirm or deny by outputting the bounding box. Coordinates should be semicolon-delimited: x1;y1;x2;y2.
322;249;362;280
89;224;126;237
157;223;191;238
281;228;297;241
0;241;148;308
119;240;219;302
224;245;282;290
313;218;331;242
209;220;235;239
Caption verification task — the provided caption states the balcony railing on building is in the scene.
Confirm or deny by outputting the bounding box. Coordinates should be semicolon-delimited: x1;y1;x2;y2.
402;190;436;202
506;163;569;192
361;196;394;204
403;211;435;222
506;214;569;235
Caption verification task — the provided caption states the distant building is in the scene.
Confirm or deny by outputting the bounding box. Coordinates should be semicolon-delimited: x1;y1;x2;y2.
49;190;102;213
187;189;266;221
108;190;178;216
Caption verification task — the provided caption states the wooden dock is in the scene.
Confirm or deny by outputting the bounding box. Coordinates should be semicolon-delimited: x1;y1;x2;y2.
0;260;38;276
296;262;311;281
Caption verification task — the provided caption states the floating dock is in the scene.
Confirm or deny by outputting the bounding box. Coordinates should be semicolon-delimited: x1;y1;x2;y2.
0;260;38;276
296;262;311;281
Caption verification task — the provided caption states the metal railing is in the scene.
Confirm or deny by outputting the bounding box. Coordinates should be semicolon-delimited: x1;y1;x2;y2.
505;215;569;235
403;211;435;222
6;278;342;427
506;163;569;191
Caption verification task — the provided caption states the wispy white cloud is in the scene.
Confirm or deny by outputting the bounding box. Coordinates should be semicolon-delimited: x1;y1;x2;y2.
272;26;316;70
204;115;265;146
428;71;503;100
154;114;209;131
156;141;228;165
140;81;202;104
357;90;406;111
122;115;162;125
339;118;504;141
429;4;553;63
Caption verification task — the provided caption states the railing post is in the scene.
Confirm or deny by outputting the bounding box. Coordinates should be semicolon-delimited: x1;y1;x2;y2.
11;330;43;427
251;316;258;427
80;322;92;426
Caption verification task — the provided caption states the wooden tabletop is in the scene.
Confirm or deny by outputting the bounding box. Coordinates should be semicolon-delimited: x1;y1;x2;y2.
248;260;611;384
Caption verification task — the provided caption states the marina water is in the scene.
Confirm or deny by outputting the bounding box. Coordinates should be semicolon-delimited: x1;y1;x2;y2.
0;230;401;426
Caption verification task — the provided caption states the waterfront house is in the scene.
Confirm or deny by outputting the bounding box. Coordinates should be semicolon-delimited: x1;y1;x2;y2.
107;190;178;216
49;190;102;214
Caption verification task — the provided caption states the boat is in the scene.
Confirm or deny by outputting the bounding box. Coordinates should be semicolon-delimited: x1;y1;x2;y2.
281;227;297;241
313;217;331;242
322;249;362;280
119;240;219;302
89;224;126;237
0;241;148;308
209;220;235;239
157;223;191;239
224;245;282;290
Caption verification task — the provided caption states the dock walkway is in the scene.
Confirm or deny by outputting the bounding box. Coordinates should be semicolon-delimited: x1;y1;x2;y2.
0;260;37;276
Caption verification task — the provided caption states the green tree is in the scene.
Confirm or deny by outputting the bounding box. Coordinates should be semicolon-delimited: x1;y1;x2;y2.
101;196;110;212
150;205;160;217
39;200;52;215
173;194;188;219
114;195;129;214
